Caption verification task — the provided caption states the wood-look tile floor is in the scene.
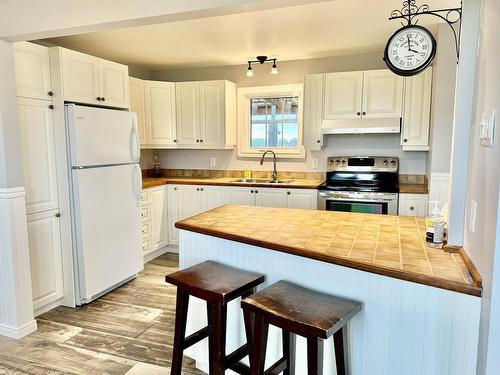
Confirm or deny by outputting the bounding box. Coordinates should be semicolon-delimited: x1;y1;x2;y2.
0;253;205;375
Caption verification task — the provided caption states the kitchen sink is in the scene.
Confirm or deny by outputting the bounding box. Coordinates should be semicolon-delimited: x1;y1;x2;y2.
230;178;295;184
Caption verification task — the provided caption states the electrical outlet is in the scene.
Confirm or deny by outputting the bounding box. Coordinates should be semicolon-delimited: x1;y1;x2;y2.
469;200;477;233
312;158;319;169
209;157;216;167
480;109;495;147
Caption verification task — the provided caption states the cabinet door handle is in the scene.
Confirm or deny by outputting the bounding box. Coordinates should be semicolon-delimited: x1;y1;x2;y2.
173;139;177;143
48;91;53;96
362;111;366;116
357;112;361;116
251;190;254;193
48;105;54;109
410;206;415;211
200;188;204;191
403;139;408;143
196;139;199;143
196;188;200;191
316;140;320;143
96;97;101;101
55;212;61;218
200;139;203;143
255;190;258;194
287;191;291;195
101;97;105;102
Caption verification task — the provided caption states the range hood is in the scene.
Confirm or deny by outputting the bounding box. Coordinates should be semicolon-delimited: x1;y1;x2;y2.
321;118;401;135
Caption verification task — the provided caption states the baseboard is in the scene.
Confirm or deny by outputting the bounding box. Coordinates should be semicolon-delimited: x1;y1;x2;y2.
144;245;177;263
34;298;63;317
0;320;37;339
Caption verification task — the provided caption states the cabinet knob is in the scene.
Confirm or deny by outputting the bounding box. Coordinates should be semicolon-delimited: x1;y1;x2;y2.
196;139;199;143
251;190;254;193
410;206;415;211
173;139;177;143
200;139;203;143
48;105;54;109
403;139;408;143
101;97;105;102
255;190;258;194
96;97;101;101
362;111;366;116
55;212;61;218
316;140;320;143
196;188;200;191
357;112;361;116
48;91;53;96
174;187;177;190
287;191;291;195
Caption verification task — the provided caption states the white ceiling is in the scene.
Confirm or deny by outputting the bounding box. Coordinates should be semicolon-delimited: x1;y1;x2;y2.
41;0;459;71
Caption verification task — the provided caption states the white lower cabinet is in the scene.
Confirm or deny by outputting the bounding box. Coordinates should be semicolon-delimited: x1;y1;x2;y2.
141;186;168;256
286;189;318;210
398;194;428;217
255;188;287;208
27;209;64;310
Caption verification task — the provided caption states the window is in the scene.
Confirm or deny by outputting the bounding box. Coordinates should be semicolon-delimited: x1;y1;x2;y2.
237;84;304;157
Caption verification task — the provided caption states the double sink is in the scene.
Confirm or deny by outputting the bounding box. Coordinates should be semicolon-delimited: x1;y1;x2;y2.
229;178;295;184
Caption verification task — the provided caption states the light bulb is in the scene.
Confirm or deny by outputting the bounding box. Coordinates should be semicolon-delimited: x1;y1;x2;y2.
246;67;254;77
271;60;278;74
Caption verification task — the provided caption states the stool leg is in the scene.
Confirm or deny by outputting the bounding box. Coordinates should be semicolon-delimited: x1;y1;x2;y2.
283;330;296;375
249;314;269;375
170;288;189;375
207;301;227;375
333;326;349;375
306;337;324;375
243;309;255;357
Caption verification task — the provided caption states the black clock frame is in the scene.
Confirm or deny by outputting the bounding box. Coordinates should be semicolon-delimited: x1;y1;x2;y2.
383;25;437;77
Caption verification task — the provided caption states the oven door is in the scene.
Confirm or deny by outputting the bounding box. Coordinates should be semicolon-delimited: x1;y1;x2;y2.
318;191;399;215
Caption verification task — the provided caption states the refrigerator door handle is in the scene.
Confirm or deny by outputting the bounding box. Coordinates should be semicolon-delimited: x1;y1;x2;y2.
133;164;142;207
131;119;140;162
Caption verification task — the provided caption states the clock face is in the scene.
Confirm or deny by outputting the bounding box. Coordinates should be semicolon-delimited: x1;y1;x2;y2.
384;25;436;76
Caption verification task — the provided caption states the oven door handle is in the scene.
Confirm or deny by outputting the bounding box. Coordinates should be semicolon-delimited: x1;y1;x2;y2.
318;192;396;203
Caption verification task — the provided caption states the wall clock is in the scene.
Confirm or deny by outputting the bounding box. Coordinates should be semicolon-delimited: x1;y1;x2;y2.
383;25;437;77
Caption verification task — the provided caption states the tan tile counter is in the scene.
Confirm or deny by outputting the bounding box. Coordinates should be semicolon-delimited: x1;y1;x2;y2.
142;177;323;190
399;183;429;194
176;205;482;296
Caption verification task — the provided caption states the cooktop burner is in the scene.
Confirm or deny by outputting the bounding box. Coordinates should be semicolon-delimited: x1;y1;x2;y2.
321;156;400;194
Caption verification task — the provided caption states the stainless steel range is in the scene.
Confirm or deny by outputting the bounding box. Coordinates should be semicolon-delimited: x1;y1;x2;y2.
317;156;399;215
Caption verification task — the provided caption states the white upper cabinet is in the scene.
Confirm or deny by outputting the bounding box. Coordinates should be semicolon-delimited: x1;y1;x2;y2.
401;68;433;151
176;80;236;148
61;48;100;105
13;42;53;100
323;69;403;120
61;48;129;108
362;70;403;119
18;98;59;215
144;80;177;146
129;77;147;146
324;71;363;119
176;82;200;145
199;81;225;147
303;74;324;150
98;59;129;108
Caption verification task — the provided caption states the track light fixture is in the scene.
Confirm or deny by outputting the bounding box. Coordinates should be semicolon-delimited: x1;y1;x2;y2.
246;56;279;77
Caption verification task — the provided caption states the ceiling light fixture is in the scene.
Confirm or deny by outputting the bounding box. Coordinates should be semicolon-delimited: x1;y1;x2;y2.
246;56;279;77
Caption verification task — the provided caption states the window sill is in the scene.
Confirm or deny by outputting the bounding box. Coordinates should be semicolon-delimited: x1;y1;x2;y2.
237;147;306;159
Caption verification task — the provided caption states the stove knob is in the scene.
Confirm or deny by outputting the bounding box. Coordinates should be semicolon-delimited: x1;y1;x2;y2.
335;160;341;165
383;160;389;166
390;160;396;166
341;160;346;165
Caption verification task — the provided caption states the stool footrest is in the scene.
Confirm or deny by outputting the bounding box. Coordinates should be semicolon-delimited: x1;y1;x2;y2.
226;343;249;367
228;362;250;375
264;357;287;375
181;326;209;349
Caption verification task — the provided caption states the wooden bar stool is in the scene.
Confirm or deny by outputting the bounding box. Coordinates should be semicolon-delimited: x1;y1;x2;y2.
165;261;265;375
241;281;361;375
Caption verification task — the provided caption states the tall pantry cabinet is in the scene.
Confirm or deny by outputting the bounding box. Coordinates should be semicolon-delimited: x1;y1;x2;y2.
13;42;65;313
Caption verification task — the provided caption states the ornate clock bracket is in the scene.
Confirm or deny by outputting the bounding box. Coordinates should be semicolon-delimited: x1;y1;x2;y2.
389;0;463;62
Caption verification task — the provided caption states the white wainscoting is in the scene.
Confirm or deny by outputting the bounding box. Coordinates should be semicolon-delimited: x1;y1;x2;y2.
179;230;481;375
429;173;450;210
0;187;37;339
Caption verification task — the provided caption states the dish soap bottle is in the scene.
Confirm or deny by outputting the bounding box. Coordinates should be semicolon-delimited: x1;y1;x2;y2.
244;164;252;179
153;155;162;177
425;201;445;248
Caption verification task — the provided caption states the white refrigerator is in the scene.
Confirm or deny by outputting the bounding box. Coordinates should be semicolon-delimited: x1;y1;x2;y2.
66;104;143;305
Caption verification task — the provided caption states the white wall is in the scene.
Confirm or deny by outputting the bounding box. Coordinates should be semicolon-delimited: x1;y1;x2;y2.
145;53;427;174
142;134;427;174
427;24;458;175
462;0;500;373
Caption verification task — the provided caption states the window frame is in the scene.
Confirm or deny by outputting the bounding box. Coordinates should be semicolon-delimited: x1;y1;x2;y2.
237;84;305;158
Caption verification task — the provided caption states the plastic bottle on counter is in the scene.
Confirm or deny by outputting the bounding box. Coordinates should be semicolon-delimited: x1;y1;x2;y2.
244;164;252;179
153;155;162;177
425;201;445;248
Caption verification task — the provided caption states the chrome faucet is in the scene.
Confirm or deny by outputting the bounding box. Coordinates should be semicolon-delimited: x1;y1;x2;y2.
260;150;278;182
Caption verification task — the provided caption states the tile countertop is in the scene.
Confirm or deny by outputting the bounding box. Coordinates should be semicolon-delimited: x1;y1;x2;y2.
399;183;429;194
176;205;482;297
142;177;324;190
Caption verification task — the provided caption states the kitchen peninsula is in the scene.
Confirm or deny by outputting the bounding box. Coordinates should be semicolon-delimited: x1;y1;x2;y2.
175;205;482;375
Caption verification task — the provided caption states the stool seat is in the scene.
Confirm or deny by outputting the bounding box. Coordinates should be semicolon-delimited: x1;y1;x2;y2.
242;280;361;339
166;260;265;303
